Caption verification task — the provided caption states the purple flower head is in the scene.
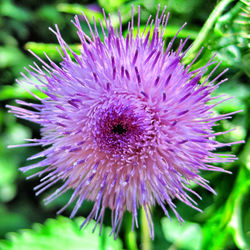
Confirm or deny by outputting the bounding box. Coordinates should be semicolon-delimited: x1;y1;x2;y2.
8;5;243;238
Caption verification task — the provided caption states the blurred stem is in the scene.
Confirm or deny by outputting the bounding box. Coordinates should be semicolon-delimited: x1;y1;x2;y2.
140;208;151;250
125;214;138;250
184;0;234;63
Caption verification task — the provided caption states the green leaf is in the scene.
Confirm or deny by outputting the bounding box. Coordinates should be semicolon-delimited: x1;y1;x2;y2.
0;81;47;100
214;1;249;48
56;3;124;28
24;42;81;61
6;123;31;146
226;167;250;249
161;218;202;250
0;46;27;68
202;153;250;250
211;79;249;114
37;5;63;24
166;0;200;15
98;0;126;12
239;138;250;172
216;44;241;67
127;25;199;41
0;216;123;250
0;0;31;22
57;3;104;22
0;85;31;101
0;156;18;202
201;209;233;250
212;1;249;68
0;120;31;202
0;30;17;46
242;53;250;77
183;0;235;63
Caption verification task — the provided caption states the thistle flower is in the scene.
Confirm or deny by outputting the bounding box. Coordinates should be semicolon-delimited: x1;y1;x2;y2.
8;5;243;238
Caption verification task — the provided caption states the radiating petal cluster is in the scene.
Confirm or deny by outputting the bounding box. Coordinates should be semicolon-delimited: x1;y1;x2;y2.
8;6;243;238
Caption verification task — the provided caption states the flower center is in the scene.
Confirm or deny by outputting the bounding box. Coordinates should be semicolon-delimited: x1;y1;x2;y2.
90;94;158;161
112;124;127;135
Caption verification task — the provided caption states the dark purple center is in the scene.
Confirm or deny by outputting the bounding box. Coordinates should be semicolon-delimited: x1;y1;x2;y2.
112;124;127;135
91;96;156;158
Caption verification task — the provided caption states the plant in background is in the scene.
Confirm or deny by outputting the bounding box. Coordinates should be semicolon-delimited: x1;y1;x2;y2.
7;5;243;239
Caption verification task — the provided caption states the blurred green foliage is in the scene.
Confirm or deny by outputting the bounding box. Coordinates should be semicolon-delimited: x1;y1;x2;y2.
0;0;249;249
0;216;122;250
